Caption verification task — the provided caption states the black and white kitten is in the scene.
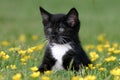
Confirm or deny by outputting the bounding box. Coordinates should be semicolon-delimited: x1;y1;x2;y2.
38;7;91;73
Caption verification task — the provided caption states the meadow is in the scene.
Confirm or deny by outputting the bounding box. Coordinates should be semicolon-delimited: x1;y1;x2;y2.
0;0;120;80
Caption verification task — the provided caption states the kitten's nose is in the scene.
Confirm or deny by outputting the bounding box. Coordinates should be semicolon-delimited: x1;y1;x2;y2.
52;35;56;39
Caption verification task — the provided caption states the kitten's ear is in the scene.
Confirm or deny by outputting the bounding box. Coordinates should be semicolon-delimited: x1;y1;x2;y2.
66;8;79;27
39;7;51;23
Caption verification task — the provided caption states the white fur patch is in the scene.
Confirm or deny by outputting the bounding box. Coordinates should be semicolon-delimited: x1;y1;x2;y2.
50;43;72;71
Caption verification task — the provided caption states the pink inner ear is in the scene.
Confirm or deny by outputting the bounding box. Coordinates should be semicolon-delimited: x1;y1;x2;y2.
67;15;77;27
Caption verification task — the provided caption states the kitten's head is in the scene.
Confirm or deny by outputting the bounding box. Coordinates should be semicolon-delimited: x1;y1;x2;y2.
39;7;80;44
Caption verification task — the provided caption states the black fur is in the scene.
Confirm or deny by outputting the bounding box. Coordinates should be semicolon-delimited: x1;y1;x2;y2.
38;7;91;73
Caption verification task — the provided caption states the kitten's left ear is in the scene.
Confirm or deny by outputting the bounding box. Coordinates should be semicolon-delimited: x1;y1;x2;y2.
66;8;79;27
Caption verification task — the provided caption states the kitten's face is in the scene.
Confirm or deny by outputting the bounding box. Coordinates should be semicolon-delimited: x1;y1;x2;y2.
40;7;80;44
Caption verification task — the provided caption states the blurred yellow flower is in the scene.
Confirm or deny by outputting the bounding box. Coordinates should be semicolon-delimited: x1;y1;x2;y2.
97;34;106;43
105;56;116;62
99;67;106;71
18;50;26;55
72;76;80;80
1;41;10;46
8;47;21;52
88;64;95;69
89;52;99;61
96;45;103;52
44;70;52;75
41;76;50;80
30;66;38;72
10;64;17;70
12;73;22;80
27;48;33;53
84;45;95;51
2;54;9;60
32;35;38;41
113;50;120;54
30;71;40;78
108;47;115;52
19;34;26;43
110;67;120;76
84;75;96;80
0;51;9;60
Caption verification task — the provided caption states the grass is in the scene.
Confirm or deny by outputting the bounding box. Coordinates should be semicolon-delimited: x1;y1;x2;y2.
0;0;120;80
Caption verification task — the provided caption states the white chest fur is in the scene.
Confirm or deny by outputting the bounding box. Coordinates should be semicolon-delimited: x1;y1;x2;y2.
50;43;72;71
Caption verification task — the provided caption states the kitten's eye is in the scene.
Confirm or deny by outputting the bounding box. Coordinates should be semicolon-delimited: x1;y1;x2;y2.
47;28;52;32
59;27;64;32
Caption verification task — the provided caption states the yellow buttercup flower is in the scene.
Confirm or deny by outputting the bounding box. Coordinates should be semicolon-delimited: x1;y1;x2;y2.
12;73;22;80
41;76;50;80
113;50;120;54
96;44;103;52
88;64;96;69
27;48;33;53
105;56;116;62
0;51;9;60
18;50;26;55
2;54;9;60
30;71;40;78
44;70;52;75
72;76;80;80
110;67;120;76
10;64;17;70
32;35;38;41
97;34;106;43
89;51;99;61
30;66;38;72
99;67;106;71
19;34;26;43
84;75;96;80
1;41;10;46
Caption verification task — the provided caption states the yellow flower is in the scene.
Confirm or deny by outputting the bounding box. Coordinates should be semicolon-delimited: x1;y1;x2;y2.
110;67;120;76
8;47;21;52
108;47;115;52
2;54;9;60
84;75;96;80
88;64;95;69
105;56;116;62
27;48;33;53
0;51;9;60
10;65;17;70
84;45;95;51
97;34;106;43
72;76;80;80
30;66;38;72
112;43;118;48
44;70;52;75
19;34;26;43
113;50;120;54
32;35;38;41
30;71;40;78
35;44;44;51
0;51;6;57
12;73;22;80
99;67;106;71
18;50;26;55
1;41;10;46
89;52;99;61
96;45;103;52
41;76;50;80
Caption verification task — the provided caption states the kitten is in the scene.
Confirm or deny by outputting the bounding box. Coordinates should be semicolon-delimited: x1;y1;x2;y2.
38;7;91;73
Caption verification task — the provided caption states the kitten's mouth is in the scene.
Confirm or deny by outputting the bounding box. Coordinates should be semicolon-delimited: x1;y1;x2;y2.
48;36;71;44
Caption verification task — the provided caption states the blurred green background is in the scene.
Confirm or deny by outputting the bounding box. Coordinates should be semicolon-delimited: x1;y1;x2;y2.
0;0;120;44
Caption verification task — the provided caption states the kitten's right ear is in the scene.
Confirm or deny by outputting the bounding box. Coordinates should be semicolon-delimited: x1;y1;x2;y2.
39;7;51;23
